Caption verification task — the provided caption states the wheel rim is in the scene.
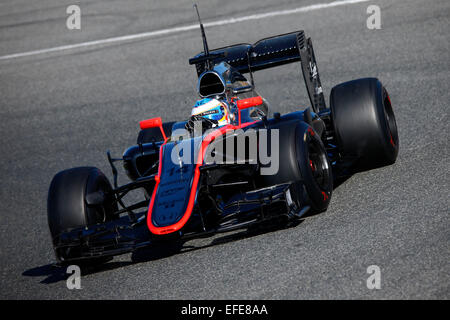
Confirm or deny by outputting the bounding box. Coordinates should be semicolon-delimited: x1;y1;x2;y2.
86;177;116;224
383;90;398;147
307;138;331;190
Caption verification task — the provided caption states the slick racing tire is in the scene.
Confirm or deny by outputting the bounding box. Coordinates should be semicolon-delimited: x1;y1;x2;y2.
258;121;333;213
330;78;399;171
47;167;117;264
137;121;176;144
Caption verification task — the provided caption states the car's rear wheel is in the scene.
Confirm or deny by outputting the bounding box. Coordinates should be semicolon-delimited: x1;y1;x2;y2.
47;167;117;264
330;77;399;171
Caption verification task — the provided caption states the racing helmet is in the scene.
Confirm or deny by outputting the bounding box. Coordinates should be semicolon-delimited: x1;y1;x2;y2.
191;98;230;127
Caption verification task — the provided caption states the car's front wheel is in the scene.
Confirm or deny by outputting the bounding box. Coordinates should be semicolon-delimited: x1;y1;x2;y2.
258;121;333;214
47;167;117;264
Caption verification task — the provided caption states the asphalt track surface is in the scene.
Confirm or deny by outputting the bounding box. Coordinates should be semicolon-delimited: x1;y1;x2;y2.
0;0;449;299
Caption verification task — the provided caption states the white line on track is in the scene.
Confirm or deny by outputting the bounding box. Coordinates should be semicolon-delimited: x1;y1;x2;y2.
0;0;369;61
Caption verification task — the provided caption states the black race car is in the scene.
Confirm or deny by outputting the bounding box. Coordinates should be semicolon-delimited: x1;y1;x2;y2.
47;15;398;265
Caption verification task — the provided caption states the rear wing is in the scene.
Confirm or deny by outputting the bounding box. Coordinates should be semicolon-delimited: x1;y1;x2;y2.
189;31;327;112
189;31;303;74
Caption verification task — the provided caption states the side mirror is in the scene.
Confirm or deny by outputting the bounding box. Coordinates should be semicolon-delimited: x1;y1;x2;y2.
236;96;263;125
236;96;263;110
139;117;167;142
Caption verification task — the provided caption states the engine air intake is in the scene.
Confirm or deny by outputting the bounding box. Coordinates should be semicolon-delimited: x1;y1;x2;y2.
198;72;225;97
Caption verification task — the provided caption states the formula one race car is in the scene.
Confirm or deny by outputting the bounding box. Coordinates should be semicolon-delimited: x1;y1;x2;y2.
47;12;398;265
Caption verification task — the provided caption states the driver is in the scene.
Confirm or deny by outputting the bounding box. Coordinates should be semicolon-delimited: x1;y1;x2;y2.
188;97;231;129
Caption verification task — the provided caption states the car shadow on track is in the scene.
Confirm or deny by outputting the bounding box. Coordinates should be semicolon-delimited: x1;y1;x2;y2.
132;218;305;263
22;260;138;284
22;175;353;284
22;219;309;284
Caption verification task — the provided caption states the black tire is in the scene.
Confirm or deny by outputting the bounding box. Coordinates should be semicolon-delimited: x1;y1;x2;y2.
137;121;176;144
47;167;117;263
295;123;333;212
258;121;333;213
330;78;399;170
